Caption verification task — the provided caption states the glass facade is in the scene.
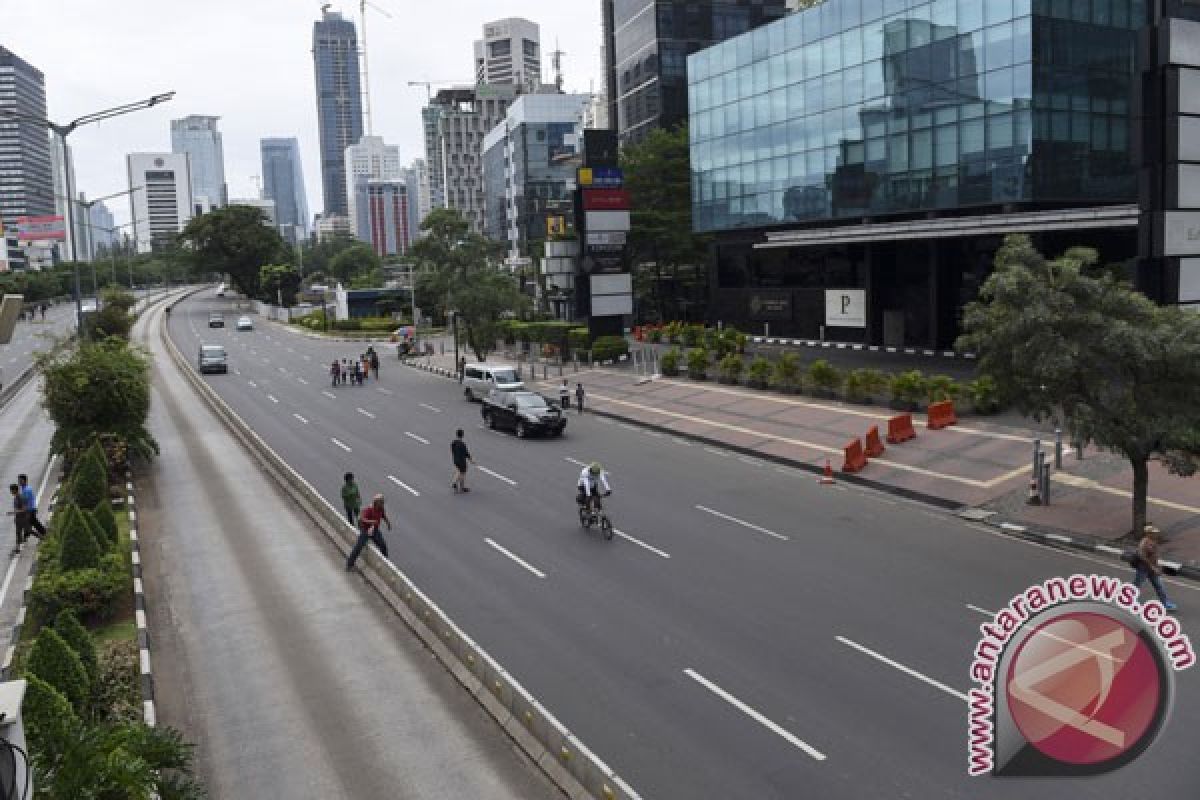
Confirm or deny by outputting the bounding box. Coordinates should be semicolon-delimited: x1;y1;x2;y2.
312;12;363;217
688;0;1145;232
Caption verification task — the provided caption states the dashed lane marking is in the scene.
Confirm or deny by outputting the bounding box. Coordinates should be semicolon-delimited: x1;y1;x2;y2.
293;414;309;425
684;669;826;761
331;438;352;452
404;432;430;445
695;505;789;542
357;408;376;419
485;538;546;579
613;529;671;559
835;636;967;703
419;402;441;413
477;466;517;486
388;475;421;497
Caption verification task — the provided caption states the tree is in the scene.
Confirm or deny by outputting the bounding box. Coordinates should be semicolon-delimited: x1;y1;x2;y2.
958;235;1200;534
258;263;302;306
91;499;118;546
621;125;711;323
177;206;286;298
58;505;103;572
25;628;90;713
21;675;79;759
54;610;99;685
330;243;381;286
298;233;357;277
86;303;134;340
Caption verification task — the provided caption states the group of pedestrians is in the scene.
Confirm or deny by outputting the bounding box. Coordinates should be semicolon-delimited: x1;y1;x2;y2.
6;473;45;556
330;347;380;387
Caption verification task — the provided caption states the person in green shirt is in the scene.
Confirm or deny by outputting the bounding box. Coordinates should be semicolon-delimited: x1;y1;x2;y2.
341;472;362;526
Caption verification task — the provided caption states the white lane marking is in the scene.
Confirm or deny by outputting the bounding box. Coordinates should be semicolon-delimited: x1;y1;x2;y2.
1;455;59;607
287;347;295;353
704;447;731;458
477;466;517;486
485;538;546;579
322;391;336;400
614;529;671;559
419;402;442;413
964;605;1126;664
377;387;394;396
331;438;352;452
564;457;587;467
357;408;376;419
267;394;279;404
278;366;287;374
965;604;992;617
388;475;421;497
835;636;968;703
303;355;312;361
404;431;430;445
684;669;826;761
695;505;789;542
293;414;309;425
297;377;309;385
247;381;257;388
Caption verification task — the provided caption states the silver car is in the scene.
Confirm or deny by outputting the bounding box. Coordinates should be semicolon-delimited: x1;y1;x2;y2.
198;344;228;374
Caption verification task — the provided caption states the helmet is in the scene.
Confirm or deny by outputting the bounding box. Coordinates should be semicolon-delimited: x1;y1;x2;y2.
588;462;602;476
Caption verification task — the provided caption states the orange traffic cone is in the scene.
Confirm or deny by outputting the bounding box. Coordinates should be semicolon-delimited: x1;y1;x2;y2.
819;459;835;485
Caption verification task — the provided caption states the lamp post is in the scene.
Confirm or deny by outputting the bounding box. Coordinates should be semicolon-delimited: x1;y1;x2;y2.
84;218;145;289
1;92;175;336
58;186;144;304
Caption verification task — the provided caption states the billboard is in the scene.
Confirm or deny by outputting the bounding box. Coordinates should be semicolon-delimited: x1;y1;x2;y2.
582;189;631;211
584;210;631;232
577;166;623;188
16;215;66;241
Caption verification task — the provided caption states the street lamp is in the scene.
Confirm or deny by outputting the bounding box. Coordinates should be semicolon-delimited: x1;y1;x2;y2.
83;218;145;289
57;186;144;304
0;92;175;336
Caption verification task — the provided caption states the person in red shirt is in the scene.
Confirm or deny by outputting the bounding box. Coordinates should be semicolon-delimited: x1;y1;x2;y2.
345;493;391;571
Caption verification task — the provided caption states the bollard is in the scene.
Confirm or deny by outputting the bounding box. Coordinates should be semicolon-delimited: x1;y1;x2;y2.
764;322;770;339
1075;440;1084;461
1054;428;1063;470
1032;439;1042;478
1041;463;1052;506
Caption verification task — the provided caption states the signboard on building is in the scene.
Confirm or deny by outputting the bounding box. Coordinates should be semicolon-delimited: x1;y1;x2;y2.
16;215;65;242
590;273;633;317
825;289;866;328
582;188;631;211
577;167;624;188
584;210;631;232
547;216;568;236
587;231;626;247
748;291;791;320
1159;210;1200;256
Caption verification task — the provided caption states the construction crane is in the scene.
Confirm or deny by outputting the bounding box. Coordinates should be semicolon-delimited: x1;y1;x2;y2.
358;0;392;135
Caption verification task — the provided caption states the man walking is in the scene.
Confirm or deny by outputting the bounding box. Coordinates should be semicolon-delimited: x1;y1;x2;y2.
341;472;361;526
450;429;474;493
7;484;29;556
17;474;45;539
558;379;571;410
345;494;391;571
1133;525;1178;611
575;382;586;415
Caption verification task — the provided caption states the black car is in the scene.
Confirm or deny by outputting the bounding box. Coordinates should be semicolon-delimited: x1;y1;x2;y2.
481;390;567;438
208;313;224;328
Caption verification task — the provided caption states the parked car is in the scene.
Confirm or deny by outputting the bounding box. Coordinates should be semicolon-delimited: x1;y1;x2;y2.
481;390;566;438
208;313;224;328
462;363;523;401
236;316;253;331
198;344;228;374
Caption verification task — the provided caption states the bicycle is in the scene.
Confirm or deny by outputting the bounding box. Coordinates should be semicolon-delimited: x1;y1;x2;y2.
577;492;613;540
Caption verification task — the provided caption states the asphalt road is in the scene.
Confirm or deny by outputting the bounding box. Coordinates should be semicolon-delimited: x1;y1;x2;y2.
170;292;1200;799
0;302;75;389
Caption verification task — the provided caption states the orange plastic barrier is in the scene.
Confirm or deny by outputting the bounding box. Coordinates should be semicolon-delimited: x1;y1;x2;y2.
927;400;958;430
842;438;867;473
865;425;886;458
886;414;917;444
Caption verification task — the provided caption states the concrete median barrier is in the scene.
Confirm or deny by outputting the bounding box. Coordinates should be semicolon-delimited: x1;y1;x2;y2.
161;303;643;800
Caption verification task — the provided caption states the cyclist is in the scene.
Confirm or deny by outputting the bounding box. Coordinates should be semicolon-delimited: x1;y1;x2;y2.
576;462;611;514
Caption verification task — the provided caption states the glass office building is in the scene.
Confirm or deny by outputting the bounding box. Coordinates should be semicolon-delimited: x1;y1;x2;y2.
312;10;363;217
687;0;1146;347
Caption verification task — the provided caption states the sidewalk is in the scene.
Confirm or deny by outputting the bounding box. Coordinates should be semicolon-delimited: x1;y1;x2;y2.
407;350;1200;568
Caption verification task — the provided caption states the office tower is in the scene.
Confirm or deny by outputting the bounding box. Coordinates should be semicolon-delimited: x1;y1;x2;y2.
474;18;542;91
126;153;194;254
230;196;278;228
422;84;518;233
0;47;54;269
350;179;409;257
261;137;310;244
603;0;788;144
50;133;89;259
312;9;364;216
344;135;401;229
88;200;115;254
404;158;432;239
171;115;227;212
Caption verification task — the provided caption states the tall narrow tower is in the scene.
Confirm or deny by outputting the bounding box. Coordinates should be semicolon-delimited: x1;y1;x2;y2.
312;8;364;217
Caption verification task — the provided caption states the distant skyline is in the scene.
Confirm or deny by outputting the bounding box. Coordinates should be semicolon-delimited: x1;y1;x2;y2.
4;1;603;230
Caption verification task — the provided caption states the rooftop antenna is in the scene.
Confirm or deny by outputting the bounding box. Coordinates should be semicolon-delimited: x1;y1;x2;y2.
551;40;566;92
359;0;393;135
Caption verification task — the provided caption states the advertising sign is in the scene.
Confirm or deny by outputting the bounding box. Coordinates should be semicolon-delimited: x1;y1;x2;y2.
825;289;867;328
584;210;631;232
587;231;626;246
546;216;567;236
748;291;791;320
1161;210;1200;256
578;167;623;188
582;188;631;211
16;215;65;242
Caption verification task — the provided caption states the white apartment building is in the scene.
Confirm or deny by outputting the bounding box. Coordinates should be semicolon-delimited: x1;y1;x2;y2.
344;135;401;233
230;197;277;228
473;18;542;91
126;153;193;254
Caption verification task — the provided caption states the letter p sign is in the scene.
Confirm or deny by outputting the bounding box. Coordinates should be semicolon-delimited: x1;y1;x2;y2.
841;294;852;314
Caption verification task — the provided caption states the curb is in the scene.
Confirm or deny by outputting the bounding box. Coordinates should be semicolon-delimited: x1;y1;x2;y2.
166;312;641;800
0;477;62;681
397;359;1200;586
750;336;976;360
125;470;156;727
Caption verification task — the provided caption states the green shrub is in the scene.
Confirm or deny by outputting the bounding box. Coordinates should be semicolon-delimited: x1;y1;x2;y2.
807;359;842;393
859;368;889;399
21;675;79;757
91;639;141;726
844;369;867;402
890;370;927;406
25;628;90;713
735;331;748;353
660;347;682;376
68;452;108;510
966;375;1002;414
682;324;704;347
91;500;118;547
718;353;744;383
567;327;590;354
54;609;99;685
703;327;721;353
686;347;709;379
925;374;962;404
592;335;629;362
84;511;111;553
646;328;663;343
664;321;684;343
31;552;127;625
772;352;802;391
58;506;102;572
746;356;773;388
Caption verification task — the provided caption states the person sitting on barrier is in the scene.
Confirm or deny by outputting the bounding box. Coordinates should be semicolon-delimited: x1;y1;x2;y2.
576;462;611;514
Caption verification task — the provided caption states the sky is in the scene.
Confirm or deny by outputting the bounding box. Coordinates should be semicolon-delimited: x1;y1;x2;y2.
5;0;604;228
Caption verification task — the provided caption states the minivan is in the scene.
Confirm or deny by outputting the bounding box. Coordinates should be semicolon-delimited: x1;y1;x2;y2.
198;344;228;374
462;363;523;401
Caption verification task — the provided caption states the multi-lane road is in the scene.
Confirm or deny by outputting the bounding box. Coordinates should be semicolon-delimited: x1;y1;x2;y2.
169;291;1199;799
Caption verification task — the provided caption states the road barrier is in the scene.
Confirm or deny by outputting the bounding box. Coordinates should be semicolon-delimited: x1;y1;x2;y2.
886;413;917;444
927;400;958;429
842;438;867;473
864;425;886;458
164;305;641;800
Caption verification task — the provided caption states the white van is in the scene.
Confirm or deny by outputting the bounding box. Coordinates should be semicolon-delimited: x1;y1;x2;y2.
462;363;523;401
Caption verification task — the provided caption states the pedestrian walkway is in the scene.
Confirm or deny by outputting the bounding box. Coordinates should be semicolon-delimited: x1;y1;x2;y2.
137;302;561;799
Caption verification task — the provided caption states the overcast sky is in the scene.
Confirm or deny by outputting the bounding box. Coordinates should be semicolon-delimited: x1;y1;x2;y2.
6;0;604;228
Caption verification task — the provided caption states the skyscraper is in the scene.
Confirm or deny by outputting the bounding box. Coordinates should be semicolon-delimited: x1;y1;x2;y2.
0;46;54;269
260;137;310;244
344;135;401;230
312;9;364;217
603;0;788;144
127;153;194;254
474;18;542;91
170;115;227;212
351;179;410;257
404;158;432;239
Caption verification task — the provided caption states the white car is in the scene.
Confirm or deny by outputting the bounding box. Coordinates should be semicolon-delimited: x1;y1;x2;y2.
462;363;523;401
236;316;253;331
